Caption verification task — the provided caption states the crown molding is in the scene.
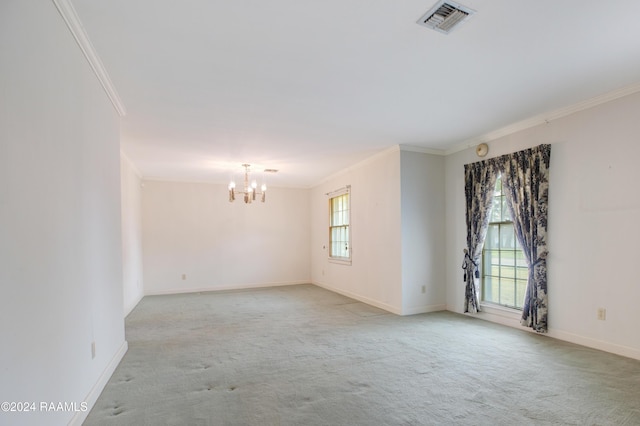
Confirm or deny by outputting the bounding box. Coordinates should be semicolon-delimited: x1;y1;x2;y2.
444;81;640;155
399;144;446;156
52;0;126;117
312;144;449;188
313;145;401;188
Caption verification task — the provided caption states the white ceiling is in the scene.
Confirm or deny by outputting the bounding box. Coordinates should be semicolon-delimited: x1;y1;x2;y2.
72;0;640;188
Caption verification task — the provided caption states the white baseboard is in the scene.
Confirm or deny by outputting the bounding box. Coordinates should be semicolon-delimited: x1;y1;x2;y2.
124;293;144;317
402;304;447;316
548;329;640;361
145;280;308;296
312;281;403;315
69;340;128;426
449;305;640;362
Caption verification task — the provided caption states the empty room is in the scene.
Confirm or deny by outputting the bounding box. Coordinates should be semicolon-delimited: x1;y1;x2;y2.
2;1;640;425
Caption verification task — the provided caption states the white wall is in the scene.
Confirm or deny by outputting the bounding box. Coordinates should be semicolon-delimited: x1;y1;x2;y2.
121;154;144;315
445;91;640;360
310;148;403;313
400;150;446;314
141;180;310;293
0;2;127;425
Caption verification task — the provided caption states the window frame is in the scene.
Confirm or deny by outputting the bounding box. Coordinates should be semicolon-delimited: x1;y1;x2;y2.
328;185;351;265
481;175;527;311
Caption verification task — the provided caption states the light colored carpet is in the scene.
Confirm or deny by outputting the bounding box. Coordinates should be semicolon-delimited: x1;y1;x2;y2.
84;284;640;425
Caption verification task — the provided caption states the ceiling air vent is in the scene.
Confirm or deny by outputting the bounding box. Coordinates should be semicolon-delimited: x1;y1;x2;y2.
417;0;475;34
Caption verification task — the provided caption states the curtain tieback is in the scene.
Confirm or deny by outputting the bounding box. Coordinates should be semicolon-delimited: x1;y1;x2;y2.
461;249;479;281
530;257;546;268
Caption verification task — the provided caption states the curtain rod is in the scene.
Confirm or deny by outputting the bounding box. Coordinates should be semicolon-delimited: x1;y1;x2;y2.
325;185;351;196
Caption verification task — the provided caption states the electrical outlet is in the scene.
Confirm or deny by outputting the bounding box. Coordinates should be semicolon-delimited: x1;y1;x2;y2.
181;274;186;280
91;341;96;359
597;308;606;321
421;285;426;294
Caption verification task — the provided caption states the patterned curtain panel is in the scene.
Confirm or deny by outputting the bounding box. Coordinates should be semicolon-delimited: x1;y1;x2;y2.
496;144;551;332
463;160;499;313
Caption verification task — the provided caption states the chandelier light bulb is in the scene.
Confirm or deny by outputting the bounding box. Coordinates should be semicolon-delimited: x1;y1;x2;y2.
228;181;236;202
261;183;267;192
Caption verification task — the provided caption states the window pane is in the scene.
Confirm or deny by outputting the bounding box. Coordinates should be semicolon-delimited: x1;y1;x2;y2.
483;276;494;302
501;249;516;268
332;204;339;226
501;225;516;249
485;225;499;249
490;197;502;222
502;198;512;222
330;224;349;259
499;278;516;306
516;279;527;309
330;194;349;227
489;250;500;267
499;264;516;279
516;266;529;280
483;251;494;275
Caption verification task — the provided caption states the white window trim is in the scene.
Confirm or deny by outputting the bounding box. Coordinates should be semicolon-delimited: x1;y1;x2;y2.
477;302;524;329
480;301;522;317
327;185;351;265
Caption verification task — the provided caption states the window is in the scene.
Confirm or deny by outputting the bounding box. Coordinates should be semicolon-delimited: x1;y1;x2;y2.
482;175;527;309
329;186;350;263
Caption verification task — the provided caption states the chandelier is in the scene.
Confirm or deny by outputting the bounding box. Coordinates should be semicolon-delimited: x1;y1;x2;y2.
228;164;267;203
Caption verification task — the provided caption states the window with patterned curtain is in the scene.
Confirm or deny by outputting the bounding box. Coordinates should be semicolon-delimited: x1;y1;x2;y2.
464;144;550;332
